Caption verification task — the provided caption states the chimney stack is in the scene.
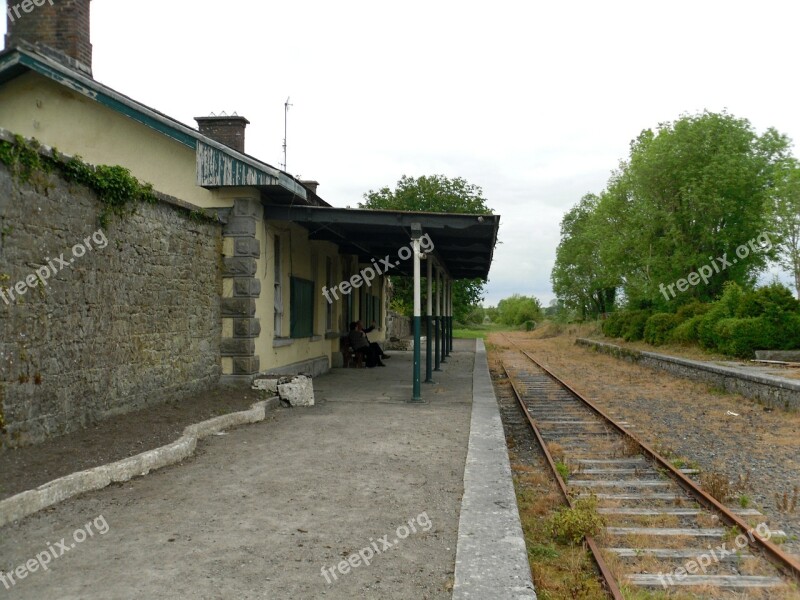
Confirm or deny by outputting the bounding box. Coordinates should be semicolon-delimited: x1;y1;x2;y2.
5;0;93;77
301;180;319;195
195;115;250;154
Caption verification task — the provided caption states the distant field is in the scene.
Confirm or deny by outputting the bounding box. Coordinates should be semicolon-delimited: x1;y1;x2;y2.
453;323;515;339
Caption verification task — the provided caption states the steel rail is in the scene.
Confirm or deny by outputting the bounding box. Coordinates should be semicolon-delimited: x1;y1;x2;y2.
501;333;800;587
502;363;624;600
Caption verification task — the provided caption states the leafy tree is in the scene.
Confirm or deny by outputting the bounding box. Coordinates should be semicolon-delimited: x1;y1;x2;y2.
551;193;618;317
619;111;788;305
552;111;792;311
496;294;543;326
361;175;494;320
770;158;800;299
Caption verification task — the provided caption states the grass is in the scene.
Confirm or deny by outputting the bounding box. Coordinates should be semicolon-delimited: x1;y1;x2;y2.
453;322;515;339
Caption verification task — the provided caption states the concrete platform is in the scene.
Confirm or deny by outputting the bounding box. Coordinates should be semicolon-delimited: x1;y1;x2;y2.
577;338;800;410
0;339;534;599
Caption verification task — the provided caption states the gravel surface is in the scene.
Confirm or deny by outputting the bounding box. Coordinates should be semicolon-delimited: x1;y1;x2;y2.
490;332;800;560
0;348;474;599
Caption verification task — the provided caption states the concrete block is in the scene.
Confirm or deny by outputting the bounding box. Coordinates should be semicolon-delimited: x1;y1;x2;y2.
278;375;315;407
252;377;280;395
755;351;800;362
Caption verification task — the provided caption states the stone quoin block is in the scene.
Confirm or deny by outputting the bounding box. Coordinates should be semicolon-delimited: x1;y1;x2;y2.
223;257;257;277
233;356;260;375
233;278;261;298
232;198;260;218
234;318;261;338
223;215;257;237
234;237;260;257
221;338;256;357
221;297;256;318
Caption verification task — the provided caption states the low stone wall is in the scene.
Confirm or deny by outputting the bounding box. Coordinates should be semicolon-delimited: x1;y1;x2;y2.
386;309;411;340
576;338;800;412
0;155;223;447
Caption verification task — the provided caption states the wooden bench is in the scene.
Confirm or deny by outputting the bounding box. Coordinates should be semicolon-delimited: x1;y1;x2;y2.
340;336;364;368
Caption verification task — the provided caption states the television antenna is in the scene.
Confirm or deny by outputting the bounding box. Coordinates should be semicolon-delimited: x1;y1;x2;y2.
281;97;292;171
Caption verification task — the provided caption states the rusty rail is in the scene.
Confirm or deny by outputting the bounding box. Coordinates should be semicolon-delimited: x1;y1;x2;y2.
501;333;800;587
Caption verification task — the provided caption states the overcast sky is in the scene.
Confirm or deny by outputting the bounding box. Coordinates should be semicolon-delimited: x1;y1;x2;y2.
5;0;799;305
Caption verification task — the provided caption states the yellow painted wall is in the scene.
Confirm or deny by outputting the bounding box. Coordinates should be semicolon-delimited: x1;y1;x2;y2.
0;72;231;209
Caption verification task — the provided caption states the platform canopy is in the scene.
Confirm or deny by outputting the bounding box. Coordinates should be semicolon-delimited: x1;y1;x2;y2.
265;205;500;280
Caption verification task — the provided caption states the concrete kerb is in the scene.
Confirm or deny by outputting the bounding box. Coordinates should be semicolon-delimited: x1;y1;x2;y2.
0;397;281;528
453;338;537;599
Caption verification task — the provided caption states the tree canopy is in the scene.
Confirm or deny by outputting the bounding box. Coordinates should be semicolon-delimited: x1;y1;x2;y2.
361;175;494;321
552;110;794;314
770;158;800;298
495;294;543;327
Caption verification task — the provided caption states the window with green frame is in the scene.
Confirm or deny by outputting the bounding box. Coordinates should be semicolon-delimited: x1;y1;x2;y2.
290;277;314;338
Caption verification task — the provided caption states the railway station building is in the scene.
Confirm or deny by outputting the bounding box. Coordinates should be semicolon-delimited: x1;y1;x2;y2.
0;0;499;443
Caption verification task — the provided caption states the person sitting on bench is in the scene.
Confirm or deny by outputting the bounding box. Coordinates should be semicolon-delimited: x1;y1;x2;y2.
359;320;390;359
348;321;385;368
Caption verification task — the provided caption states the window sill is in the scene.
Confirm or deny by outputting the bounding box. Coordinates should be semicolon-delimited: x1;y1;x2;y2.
324;331;340;340
273;337;294;348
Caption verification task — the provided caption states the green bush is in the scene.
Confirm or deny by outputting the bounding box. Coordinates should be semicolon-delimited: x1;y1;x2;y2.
644;313;681;345
676;300;711;320
621;310;651;341
697;282;744;349
602;310;652;341
737;283;800;319
670;314;705;344
714;317;777;357
712;313;800;358
602;312;626;338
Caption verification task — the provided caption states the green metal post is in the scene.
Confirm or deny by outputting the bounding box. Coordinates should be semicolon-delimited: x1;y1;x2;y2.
411;231;422;402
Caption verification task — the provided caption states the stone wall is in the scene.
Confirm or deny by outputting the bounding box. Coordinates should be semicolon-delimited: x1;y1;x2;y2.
0;159;223;448
386;310;411;340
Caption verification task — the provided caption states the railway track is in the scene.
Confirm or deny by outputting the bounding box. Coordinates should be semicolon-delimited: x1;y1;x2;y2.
498;335;800;599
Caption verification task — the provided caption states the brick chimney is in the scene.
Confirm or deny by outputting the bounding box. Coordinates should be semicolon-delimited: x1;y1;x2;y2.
5;0;93;77
195;115;250;154
301;180;319;195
